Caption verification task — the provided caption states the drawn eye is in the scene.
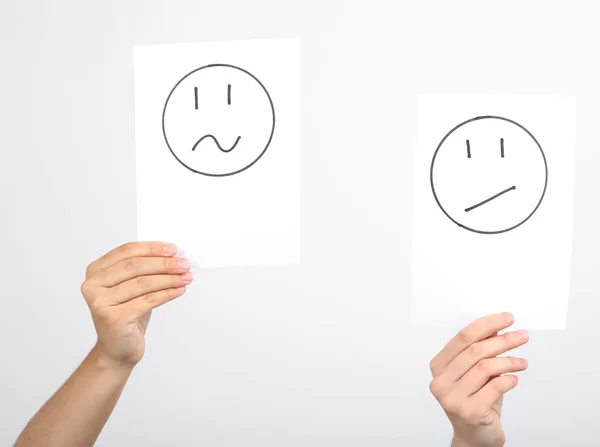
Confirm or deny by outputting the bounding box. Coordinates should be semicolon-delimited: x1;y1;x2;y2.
228;84;231;105
194;87;198;110
466;139;471;158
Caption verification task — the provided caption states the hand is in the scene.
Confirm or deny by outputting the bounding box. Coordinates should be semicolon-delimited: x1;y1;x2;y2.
80;242;194;369
429;313;530;447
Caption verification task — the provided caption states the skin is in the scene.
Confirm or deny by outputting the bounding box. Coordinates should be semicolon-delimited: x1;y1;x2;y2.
429;313;530;447
14;241;193;447
14;243;526;446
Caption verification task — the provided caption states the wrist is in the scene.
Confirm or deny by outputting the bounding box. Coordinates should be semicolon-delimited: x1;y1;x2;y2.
90;343;136;376
451;432;504;447
451;433;474;447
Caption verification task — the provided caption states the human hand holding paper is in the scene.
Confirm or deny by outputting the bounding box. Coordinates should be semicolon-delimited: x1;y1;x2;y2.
429;313;530;447
81;241;194;367
15;241;194;447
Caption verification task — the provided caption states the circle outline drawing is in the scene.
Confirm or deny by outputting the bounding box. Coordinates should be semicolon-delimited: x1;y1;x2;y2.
430;115;548;235
162;64;276;177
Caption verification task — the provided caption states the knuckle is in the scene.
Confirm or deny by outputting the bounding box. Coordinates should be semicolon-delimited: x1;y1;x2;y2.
429;359;437;376
489;378;505;394
467;342;483;359
80;280;90;296
172;274;184;285
429;378;448;398
164;288;179;302
475;358;492;375
92;302;108;316
85;261;96;278
164;257;174;271
143;291;159;306
87;294;104;313
144;288;173;307
504;331;517;345
80;280;99;302
429;379;439;396
123;259;138;273
456;329;472;346
135;275;149;288
152;241;165;255
120;242;135;256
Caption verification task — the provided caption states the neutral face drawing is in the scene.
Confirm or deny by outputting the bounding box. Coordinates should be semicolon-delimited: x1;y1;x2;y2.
162;64;275;176
430;116;548;234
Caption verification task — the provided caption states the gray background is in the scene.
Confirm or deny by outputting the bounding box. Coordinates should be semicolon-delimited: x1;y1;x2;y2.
1;0;597;445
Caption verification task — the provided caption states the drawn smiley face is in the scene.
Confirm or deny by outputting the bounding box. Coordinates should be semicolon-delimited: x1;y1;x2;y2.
162;64;275;177
430;116;548;234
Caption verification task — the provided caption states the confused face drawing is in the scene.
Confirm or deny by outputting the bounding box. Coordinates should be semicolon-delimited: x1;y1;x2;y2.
430;116;548;234
162;64;275;177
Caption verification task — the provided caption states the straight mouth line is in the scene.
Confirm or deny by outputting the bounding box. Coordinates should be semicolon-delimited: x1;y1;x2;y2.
465;185;516;212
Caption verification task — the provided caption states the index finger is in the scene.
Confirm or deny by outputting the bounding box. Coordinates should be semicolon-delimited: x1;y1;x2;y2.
429;312;515;377
88;242;178;276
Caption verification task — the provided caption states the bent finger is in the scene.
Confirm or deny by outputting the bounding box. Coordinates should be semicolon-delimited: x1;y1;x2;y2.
126;286;187;318
456;356;528;397
430;313;516;377
441;330;529;384
88;241;178;275
470;374;519;410
96;256;191;287
108;272;194;304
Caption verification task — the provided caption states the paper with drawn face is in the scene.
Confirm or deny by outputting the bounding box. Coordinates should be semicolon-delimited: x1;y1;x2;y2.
411;95;576;330
163;64;275;177
134;39;300;268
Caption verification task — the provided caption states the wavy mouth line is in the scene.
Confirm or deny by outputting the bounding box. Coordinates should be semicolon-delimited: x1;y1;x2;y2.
192;134;241;153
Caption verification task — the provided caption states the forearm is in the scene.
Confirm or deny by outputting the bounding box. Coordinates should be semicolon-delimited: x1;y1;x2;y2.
15;343;134;447
451;433;503;447
451;436;471;447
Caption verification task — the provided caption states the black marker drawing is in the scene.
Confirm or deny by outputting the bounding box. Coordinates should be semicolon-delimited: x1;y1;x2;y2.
162;64;275;177
192;134;241;153
464;185;516;213
430;116;548;234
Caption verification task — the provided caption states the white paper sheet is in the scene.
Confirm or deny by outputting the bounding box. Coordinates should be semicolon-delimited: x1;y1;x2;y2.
411;95;576;330
134;39;300;268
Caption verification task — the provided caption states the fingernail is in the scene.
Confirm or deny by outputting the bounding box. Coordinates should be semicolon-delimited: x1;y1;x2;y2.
176;286;186;293
516;330;529;340
181;272;194;284
163;244;177;254
503;312;515;323
177;259;190;271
